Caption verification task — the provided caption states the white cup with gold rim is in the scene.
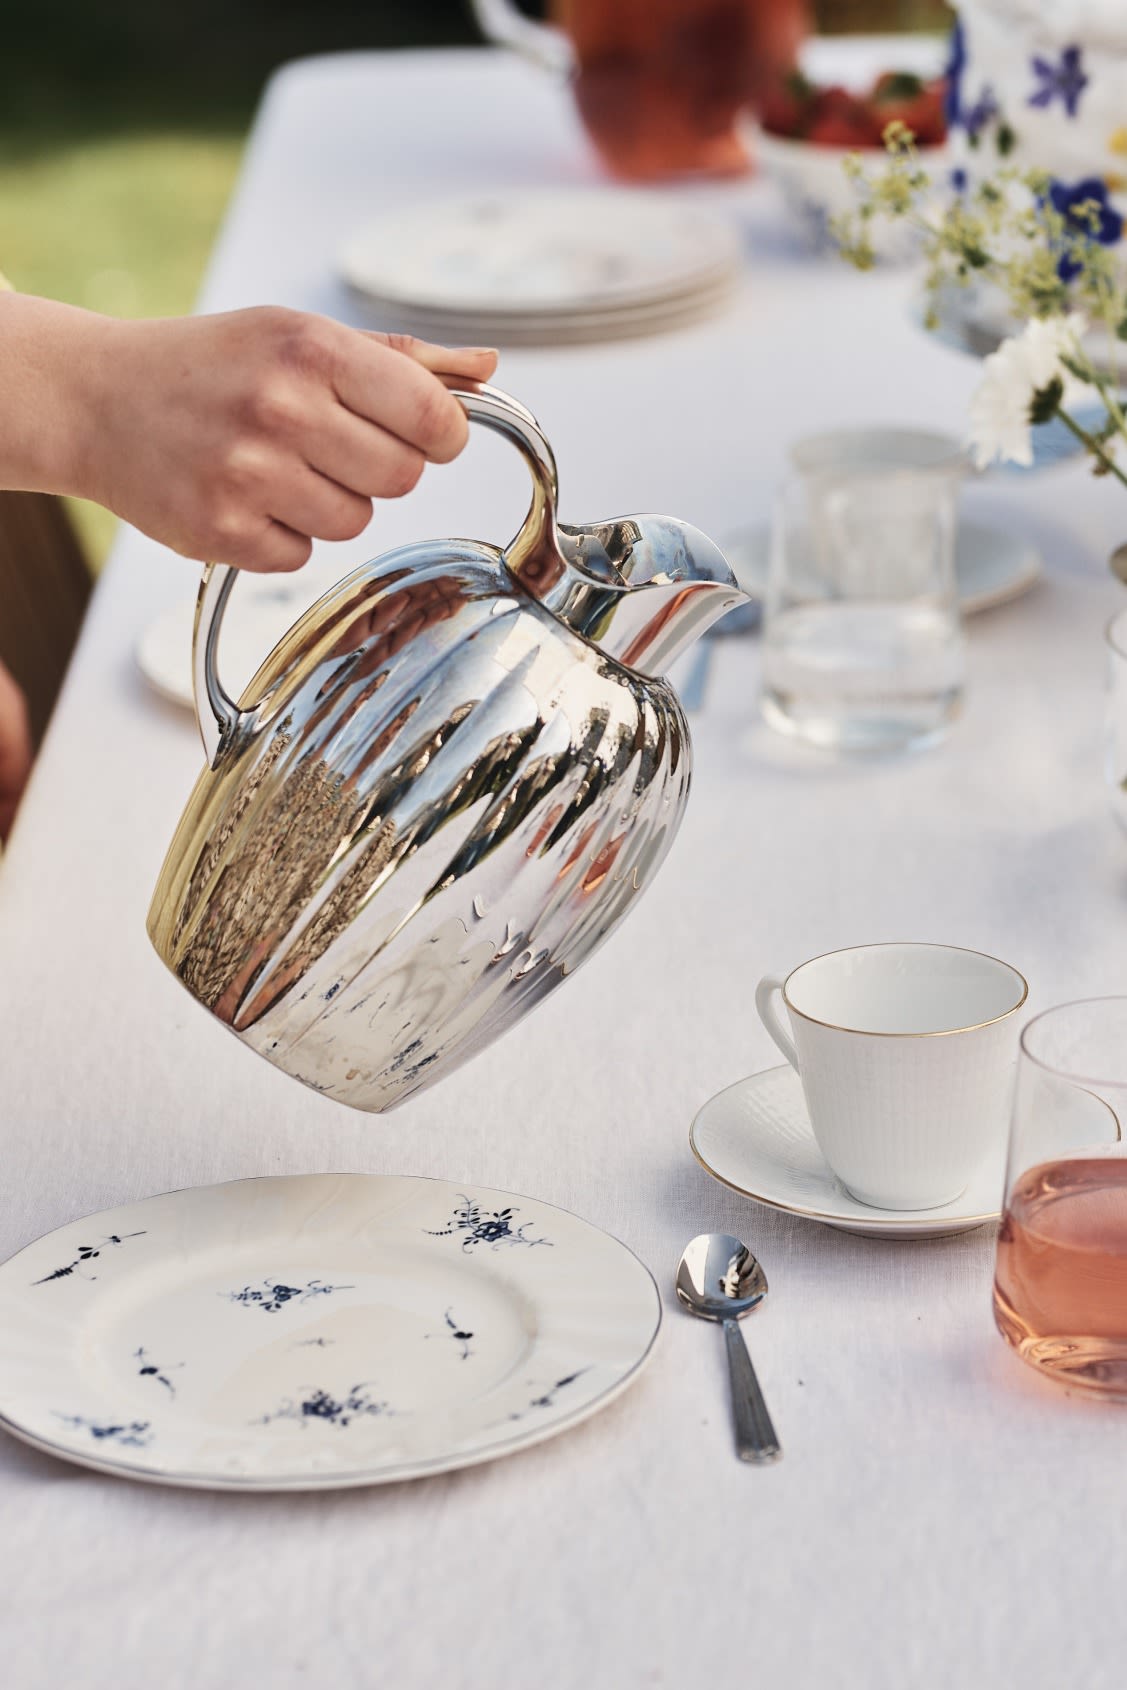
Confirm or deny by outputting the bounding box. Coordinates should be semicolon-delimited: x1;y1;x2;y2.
755;943;1029;1211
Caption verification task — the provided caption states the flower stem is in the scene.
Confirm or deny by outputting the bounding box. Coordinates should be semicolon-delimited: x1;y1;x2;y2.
1054;406;1127;490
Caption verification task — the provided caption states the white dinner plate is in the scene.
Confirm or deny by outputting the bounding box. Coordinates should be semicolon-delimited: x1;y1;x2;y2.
691;1066;1004;1239
0;1174;661;1490
339;188;742;317
723;519;1042;617
137;569;335;711
344;277;738;347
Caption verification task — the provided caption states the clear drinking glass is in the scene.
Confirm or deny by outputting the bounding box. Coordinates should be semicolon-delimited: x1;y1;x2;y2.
761;428;966;752
1105;608;1127;834
993;999;1127;1399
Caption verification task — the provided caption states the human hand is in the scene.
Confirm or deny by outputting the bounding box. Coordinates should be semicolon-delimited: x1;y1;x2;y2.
83;310;499;571
0;661;31;842
0;294;497;572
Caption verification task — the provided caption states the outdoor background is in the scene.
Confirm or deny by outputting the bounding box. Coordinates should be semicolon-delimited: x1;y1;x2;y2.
2;0;950;562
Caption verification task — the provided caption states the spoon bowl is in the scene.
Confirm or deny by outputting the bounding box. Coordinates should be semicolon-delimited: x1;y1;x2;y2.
676;1232;780;1464
676;1232;768;1321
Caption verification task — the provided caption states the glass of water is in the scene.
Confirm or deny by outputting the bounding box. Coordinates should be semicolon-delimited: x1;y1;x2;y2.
761;428;967;753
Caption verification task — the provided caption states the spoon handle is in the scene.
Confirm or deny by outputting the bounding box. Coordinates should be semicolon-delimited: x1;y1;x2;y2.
723;1319;781;1464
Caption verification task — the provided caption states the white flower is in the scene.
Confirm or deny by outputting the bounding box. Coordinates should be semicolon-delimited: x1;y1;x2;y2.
967;313;1089;469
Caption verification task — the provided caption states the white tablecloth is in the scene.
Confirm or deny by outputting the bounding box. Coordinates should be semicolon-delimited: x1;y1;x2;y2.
3;49;1127;1690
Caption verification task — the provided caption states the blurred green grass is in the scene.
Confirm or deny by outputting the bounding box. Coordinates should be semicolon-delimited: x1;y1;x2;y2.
2;120;247;563
1;1;474;567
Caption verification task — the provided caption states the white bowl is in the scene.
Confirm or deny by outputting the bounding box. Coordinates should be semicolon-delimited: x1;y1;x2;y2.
750;124;947;262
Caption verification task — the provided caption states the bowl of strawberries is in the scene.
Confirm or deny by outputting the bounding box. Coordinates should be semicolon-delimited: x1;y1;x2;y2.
750;69;948;257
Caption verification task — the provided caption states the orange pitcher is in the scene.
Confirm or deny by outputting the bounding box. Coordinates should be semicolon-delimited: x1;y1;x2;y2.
471;0;810;179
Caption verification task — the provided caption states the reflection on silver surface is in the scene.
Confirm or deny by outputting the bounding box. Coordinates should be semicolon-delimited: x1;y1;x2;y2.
149;384;745;1112
676;1232;780;1464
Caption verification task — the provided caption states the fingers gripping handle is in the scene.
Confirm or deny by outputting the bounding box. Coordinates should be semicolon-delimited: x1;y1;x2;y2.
755;975;800;1071
191;382;560;766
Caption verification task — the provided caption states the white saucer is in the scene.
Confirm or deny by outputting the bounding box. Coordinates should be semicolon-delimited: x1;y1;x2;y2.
723;518;1041;617
0;1174;661;1490
690;1066;1004;1239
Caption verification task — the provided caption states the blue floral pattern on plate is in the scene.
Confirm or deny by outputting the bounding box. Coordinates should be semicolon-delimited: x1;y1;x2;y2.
256;1384;391;1429
32;1231;147;1285
56;1414;152;1448
134;1347;183;1396
223;1277;354;1313
426;1195;551;1253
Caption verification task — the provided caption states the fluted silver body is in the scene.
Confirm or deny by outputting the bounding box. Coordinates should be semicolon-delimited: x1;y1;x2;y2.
148;384;745;1111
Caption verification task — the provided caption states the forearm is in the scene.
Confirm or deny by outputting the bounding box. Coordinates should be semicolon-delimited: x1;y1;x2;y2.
0;291;116;500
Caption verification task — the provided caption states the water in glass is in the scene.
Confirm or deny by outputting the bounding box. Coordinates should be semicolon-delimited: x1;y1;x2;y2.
762;428;966;753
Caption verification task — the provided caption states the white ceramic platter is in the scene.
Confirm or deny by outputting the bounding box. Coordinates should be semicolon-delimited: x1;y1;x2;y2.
0;1174;661;1489
691;1066;1004;1240
723;519;1042;617
339;188;742;316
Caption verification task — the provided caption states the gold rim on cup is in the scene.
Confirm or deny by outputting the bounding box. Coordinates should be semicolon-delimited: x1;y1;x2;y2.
780;941;1029;1039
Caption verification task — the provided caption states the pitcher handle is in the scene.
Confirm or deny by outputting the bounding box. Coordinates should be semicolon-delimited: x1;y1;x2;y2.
755;975;800;1071
192;381;561;766
468;0;575;76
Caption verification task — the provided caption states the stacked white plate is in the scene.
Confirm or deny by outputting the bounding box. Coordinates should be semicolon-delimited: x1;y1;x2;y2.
339;188;743;346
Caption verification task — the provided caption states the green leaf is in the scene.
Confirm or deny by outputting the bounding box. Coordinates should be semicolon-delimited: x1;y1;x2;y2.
1029;376;1063;426
874;72;924;100
1059;353;1094;384
1110;543;1127;586
996;123;1016;157
1117;316;1127;342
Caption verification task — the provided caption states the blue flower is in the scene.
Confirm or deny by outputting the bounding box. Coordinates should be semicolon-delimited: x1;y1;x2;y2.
944;19;966;127
1047;177;1124;280
1029;46;1089;118
962;85;999;144
949;167;968;195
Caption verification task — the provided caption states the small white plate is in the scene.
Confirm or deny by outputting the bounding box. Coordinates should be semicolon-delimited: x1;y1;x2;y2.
339;189;741;317
0;1174;661;1489
137;570;333;711
723;518;1041;617
690;1066;1003;1239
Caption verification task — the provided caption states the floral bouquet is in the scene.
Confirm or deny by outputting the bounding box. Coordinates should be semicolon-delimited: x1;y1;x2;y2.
833;125;1127;570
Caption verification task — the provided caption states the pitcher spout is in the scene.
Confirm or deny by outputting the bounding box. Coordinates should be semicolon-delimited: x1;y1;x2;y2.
507;513;748;679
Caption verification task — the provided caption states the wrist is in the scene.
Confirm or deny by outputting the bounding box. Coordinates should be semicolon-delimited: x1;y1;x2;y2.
0;292;121;500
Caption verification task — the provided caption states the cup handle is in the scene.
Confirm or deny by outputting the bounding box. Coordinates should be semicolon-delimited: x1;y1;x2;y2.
468;0;576;76
755;976;799;1071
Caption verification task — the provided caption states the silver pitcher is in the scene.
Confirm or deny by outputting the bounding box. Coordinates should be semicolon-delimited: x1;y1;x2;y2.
148;384;746;1111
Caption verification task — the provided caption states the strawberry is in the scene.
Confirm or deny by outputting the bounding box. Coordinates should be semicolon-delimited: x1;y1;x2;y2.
759;70;815;139
760;87;808;138
806;111;881;148
868;73;947;147
813;84;867;122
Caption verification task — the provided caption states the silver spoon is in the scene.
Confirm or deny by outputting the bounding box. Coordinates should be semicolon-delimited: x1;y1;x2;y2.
676;1232;781;1464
